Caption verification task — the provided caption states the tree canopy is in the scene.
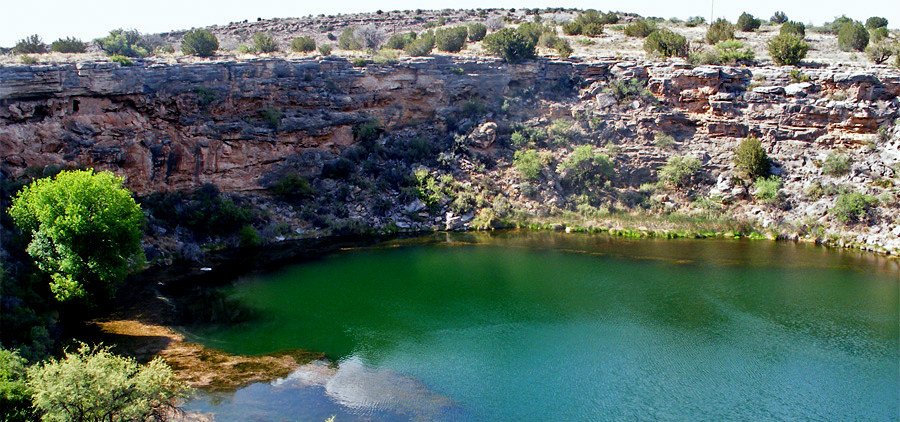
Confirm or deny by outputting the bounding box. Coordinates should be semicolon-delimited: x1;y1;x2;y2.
8;169;145;302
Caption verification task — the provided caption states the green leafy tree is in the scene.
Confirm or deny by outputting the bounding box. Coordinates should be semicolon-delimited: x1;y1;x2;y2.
482;28;536;63
733;137;770;180
95;29;149;57
27;343;190;422
8;170;145;302
181;29;219;57
0;348;33;422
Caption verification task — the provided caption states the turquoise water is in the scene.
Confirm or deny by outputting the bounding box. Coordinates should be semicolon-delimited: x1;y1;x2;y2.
183;233;899;421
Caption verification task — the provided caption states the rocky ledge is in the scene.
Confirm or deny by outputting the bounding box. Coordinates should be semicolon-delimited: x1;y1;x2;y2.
1;57;898;255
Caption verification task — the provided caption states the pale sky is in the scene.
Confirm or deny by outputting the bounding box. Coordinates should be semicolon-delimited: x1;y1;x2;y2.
3;0;896;47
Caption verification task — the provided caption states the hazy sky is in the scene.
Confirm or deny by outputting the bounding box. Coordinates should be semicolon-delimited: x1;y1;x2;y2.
3;0;896;47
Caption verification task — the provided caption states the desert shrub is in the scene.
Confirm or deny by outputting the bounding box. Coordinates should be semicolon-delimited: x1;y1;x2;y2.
737;12;761;32
580;23;603;37
290;36;316;52
0;348;33;422
435;26;468;52
373;49;399;64
624;19;657;38
604;78;650;102
865;17;888;29
271;174;314;199
351;57;368;67
49;37;87;53
537;32;560;48
866;40;896;64
685;16;706;27
837;21;869;51
562;21;582;35
13;34;46;54
355;24;385;49
109;54;132;65
260;108;284;129
821;15;853;34
644;28;687;57
385;32;416;49
239;225;261;247
780;21;806;38
353;120;382;142
789;69;811;82
716;39;755;64
252;32;278;53
822;152;851;176
318;44;333;56
548;118;576;145
733;137;770;180
558;145;614;190
706;19;735;44
658;156;701;187
404;31;435;56
516;22;552;44
21;55;38;64
181;29;219;56
514;149;543;180
599;12;619;24
830;192;878;223
486;17;505;31
27;343;190;422
654;133;675;148
768;33;809;65
553;38;573;58
869;27;889;42
771;11;788;24
154;44;175;55
96;29;149;57
468;23;488;41
482;28;536;63
753;176;783;203
339;27;362;50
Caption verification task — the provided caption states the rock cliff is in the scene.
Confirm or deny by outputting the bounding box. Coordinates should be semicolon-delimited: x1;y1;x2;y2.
2;57;899;254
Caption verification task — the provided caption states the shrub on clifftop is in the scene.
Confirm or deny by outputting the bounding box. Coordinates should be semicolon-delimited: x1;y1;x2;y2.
482;28;536;63
435;26;469;52
290;36;316;53
13;34;47;54
737;12;761;32
49;37;87;53
181;29;219;57
644;28;687;57
252;32;278;53
837;21;869;51
96;29;149;57
706;19;735;44
768;33;808;65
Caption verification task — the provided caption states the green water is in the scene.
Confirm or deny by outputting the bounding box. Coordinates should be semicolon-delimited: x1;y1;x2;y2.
184;233;899;421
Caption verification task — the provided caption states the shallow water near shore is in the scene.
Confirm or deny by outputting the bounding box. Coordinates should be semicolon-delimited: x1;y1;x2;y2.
182;232;899;421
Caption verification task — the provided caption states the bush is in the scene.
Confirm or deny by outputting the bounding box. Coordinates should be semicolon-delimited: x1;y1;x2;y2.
865;17;888;29
8;170;145;302
252;32;278;53
822;152;851;176
562;21;582;35
20;55;38;65
822;15;853;34
482;28;536;63
468;23;487;41
737;12;761;32
109;54;133;66
733;137;770;180
318;44;333;56
27;343;190;422
516;22;552;44
837;21;869;51
558;145;614;190
49;37;87;53
869;27;889;42
385;32;416;50
240;225;261;247
13;34;46;54
771;11;788;24
271;174;314;199
355;24;385;49
290;36;316;52
181;29;219;57
768;33;809;66
581;23;604;37
716;39;755;64
548;118;576;145
685;16;706;27
339;27;362;50
435;26;468;52
373;49;398;64
866;40;896;64
644;28;687;57
830;192;878;223
706;19;735;44
658;156;701;187
753;176;783;203
604;78;650;102
624;19;657;38
353;120;382;142
554;38;573;58
514;149;543;180
95;29;149;57
0;348;32;422
599;12;619;24
404;32;435;56
780;21;806;38
260;107;284;129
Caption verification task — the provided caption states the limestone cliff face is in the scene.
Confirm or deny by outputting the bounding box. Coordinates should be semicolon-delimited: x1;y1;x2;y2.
2;57;899;253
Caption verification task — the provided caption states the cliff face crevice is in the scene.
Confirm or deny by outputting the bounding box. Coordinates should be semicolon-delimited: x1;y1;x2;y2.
2;57;899;253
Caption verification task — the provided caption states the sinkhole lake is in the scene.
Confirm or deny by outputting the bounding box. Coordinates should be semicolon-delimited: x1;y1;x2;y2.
183;233;899;421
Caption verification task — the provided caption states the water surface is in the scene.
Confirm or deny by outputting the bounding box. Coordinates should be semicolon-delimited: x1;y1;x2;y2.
183;233;899;421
